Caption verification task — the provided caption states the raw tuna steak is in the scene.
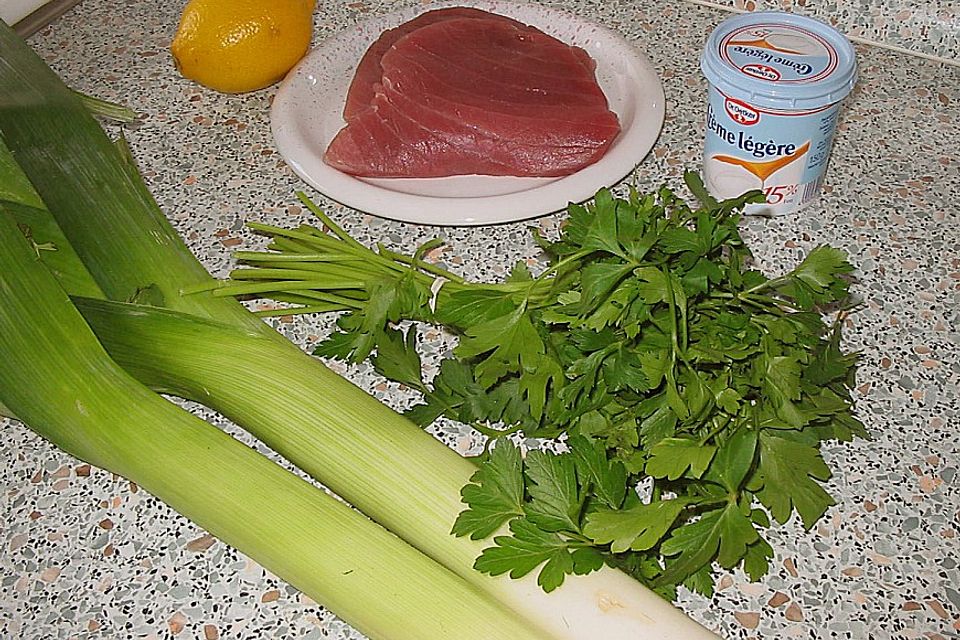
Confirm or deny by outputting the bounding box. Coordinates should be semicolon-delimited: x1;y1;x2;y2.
325;10;620;178
343;7;509;120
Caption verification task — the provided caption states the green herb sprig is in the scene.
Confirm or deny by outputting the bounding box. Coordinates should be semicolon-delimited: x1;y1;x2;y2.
212;173;866;598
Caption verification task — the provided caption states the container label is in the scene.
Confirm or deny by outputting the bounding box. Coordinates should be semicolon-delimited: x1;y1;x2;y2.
720;23;839;84
724;98;760;125
702;85;840;215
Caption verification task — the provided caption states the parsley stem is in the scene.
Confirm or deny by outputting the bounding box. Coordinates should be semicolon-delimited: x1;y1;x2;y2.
254;303;346;316
247;221;330;247
207;279;367;297
248;220;422;288
536;247;593;281
662;268;693;370
710;290;787;315
741;275;790;297
270;289;365;309
232;251;366;263
698;414;733;446
228;267;365;281
267;235;319;254
377;243;466;284
746;292;802;312
297;192;368;251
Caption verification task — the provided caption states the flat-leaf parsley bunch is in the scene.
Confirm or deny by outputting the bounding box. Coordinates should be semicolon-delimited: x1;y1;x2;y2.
214;173;866;598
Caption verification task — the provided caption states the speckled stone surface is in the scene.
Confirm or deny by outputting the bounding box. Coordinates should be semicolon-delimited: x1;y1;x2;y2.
2;0;959;638
695;0;959;61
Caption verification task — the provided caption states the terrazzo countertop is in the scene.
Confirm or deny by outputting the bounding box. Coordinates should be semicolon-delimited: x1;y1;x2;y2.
2;0;959;638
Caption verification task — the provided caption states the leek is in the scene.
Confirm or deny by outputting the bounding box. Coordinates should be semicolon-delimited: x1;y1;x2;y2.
0;209;548;640
0;166;105;298
0;20;719;640
72;89;138;122
72;296;721;639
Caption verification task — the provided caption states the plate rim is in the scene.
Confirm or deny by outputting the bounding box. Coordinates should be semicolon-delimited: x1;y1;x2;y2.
270;0;666;226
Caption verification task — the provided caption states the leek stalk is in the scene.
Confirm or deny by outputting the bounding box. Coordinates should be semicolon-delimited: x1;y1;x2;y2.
0;20;719;640
0;209;548;640
74;296;721;640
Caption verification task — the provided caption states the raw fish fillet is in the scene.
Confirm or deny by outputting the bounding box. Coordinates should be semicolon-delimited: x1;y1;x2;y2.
343;7;509;120
326;11;620;178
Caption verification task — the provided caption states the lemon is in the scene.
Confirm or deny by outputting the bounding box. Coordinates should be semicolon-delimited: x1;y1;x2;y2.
171;0;315;94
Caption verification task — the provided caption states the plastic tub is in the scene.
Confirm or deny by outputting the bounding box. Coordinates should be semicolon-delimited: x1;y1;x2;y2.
700;11;857;215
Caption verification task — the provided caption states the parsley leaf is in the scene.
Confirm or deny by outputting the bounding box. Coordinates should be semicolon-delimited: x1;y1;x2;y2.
656;501;759;587
455;303;544;388
705;426;758;493
584;497;695;553
646;437;717;480
474;518;575;591
369;326;422;390
758;353;808;428
777;245;853;309
434;288;517;329
805;319;860;387
569;435;627;509
748;431;835;528
524;449;582;533
452;440;524;540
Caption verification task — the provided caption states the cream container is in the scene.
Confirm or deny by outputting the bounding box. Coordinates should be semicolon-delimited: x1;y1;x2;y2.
699;12;857;215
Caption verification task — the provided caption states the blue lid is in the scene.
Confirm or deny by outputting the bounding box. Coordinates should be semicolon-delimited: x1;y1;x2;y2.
700;11;857;110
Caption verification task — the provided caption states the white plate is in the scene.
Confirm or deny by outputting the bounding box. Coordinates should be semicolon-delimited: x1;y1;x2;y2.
270;0;665;226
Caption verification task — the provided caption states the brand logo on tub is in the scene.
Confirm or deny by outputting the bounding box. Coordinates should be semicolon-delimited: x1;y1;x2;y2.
741;64;781;81
724;98;759;125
